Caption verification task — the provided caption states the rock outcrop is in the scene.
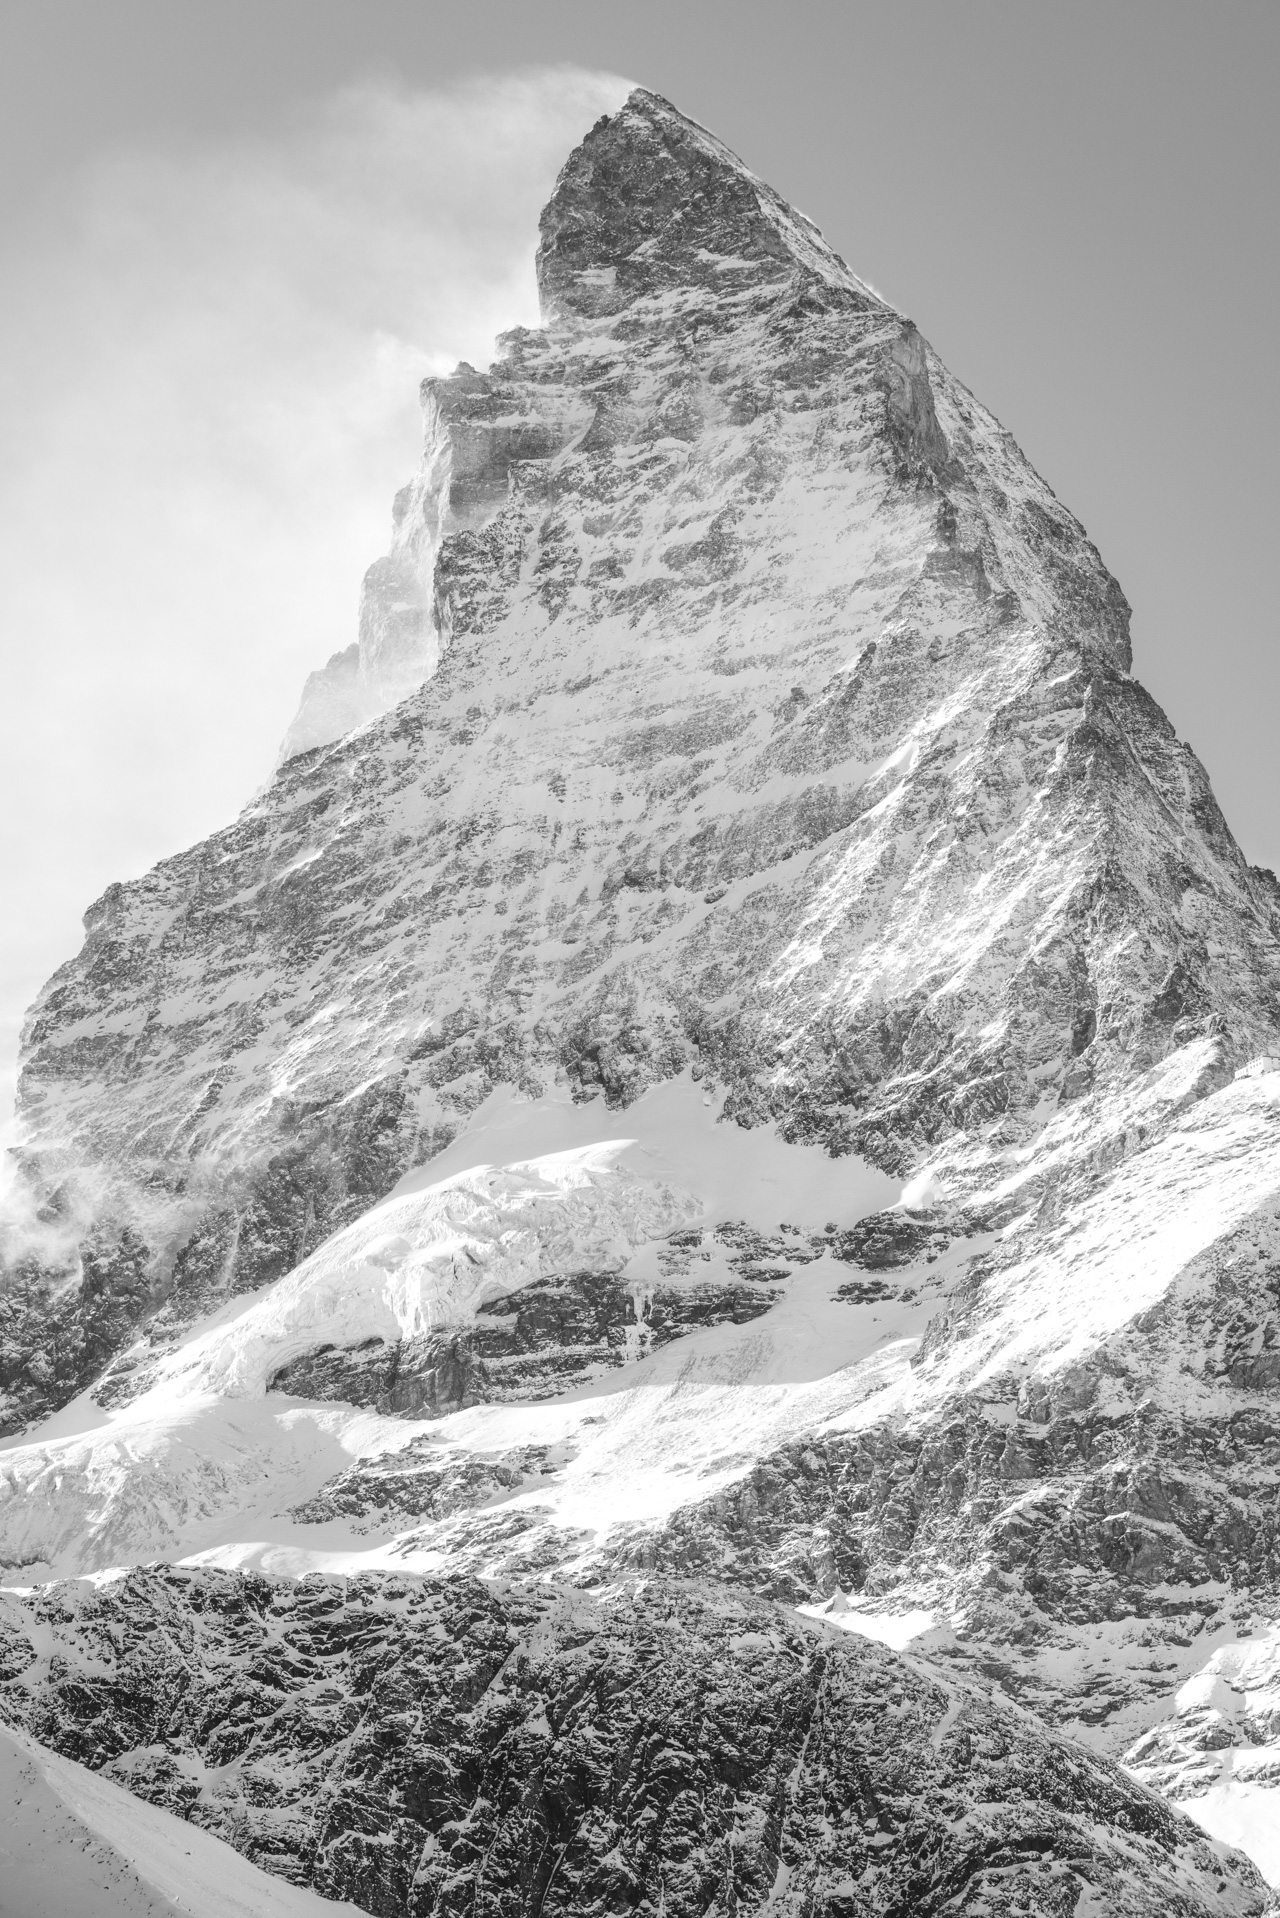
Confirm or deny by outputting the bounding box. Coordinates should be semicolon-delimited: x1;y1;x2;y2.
0;1568;1268;1916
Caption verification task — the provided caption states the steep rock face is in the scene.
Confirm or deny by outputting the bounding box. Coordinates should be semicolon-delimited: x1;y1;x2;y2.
282;385;460;760
264;1262;781;1418
279;361;567;762
9;90;1279;1432
0;1568;1267;1917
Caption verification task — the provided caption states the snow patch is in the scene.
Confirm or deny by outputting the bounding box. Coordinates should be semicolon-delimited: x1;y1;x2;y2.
1126;1620;1280;1887
1180;1783;1280;1888
171;1139;695;1398
800;1593;940;1652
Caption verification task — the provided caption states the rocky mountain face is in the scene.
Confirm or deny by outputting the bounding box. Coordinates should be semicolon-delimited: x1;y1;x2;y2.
2;87;1279;1910
0;1568;1268;1917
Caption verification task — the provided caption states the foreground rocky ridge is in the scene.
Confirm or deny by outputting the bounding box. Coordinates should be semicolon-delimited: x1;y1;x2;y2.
0;1567;1268;1916
2;84;1280;1906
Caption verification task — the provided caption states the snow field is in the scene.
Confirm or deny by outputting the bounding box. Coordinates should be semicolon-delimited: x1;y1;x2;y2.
0;1721;365;1915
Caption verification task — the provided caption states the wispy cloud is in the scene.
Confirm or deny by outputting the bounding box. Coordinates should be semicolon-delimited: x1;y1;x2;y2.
0;67;631;1139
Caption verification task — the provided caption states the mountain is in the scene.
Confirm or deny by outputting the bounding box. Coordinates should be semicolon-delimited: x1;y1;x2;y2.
2;86;1278;1911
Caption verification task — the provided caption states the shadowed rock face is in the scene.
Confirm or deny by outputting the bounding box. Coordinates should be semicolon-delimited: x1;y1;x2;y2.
0;1568;1267;1918
265;1265;780;1417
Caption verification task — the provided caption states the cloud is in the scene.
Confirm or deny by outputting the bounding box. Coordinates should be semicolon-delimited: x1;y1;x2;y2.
0;66;631;1144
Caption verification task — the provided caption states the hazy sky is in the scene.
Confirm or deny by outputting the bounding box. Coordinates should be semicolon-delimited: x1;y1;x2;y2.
1;0;1277;1127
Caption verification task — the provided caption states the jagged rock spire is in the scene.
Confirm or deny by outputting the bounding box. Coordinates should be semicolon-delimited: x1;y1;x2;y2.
536;87;885;320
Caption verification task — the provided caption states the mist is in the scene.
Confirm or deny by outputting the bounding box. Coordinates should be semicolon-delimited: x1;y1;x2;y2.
0;67;630;1136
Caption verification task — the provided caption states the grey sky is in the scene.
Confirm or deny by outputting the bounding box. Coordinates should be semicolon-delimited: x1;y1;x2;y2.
1;0;1277;1126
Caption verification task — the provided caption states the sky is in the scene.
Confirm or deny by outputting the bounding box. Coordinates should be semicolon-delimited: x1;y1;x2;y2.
1;0;1277;1127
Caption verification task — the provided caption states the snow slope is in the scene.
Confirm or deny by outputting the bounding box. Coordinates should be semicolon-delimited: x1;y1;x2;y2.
0;1079;906;1579
0;1721;365;1916
1127;1620;1280;1887
1183;1787;1280;1892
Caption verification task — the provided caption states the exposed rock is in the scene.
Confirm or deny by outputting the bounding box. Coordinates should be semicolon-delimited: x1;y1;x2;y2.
287;1439;566;1531
0;1568;1267;1917
267;1266;780;1418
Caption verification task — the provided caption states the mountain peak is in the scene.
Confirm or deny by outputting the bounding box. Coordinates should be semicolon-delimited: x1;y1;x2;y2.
536;86;885;319
6;83;1280;1904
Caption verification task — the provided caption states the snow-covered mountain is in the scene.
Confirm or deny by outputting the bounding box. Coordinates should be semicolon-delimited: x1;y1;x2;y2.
3;87;1278;1911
